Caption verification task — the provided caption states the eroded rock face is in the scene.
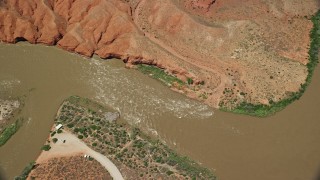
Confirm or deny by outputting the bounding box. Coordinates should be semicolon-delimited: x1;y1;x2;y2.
0;0;318;108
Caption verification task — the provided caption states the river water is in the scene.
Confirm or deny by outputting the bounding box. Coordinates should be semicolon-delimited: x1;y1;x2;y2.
0;42;319;180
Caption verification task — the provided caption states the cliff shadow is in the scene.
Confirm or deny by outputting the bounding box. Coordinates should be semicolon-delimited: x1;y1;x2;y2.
14;37;28;43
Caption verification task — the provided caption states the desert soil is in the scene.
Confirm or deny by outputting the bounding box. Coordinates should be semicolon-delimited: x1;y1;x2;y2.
28;156;112;180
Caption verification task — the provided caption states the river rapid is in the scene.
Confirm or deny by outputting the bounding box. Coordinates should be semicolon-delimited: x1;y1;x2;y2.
0;42;320;180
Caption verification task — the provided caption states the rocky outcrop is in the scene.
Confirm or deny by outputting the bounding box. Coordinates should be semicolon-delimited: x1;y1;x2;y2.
0;99;19;121
0;0;318;108
182;0;216;13
0;99;20;132
103;112;120;122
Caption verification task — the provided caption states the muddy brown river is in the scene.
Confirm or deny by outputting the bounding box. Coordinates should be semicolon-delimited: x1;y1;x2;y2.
0;42;320;180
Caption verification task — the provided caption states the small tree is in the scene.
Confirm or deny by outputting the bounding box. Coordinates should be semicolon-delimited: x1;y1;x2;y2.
41;145;51;151
187;78;194;85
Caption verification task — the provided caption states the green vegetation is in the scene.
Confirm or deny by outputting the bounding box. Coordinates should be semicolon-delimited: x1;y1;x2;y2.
199;92;208;100
52;138;58;143
56;96;216;179
41;144;51;151
14;162;36;180
0;118;22;146
222;10;320;117
164;146;214;179
67;123;74;128
137;64;185;86
50;131;56;137
187;78;194;85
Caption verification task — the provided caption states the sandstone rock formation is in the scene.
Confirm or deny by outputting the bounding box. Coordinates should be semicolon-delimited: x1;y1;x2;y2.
0;0;318;109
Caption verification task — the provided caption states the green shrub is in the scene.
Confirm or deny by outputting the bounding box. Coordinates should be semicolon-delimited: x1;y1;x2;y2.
78;135;83;139
52;138;58;143
79;127;87;133
166;170;174;176
67;123;74;128
187;78;194;85
50;131;56;137
90;125;97;130
41;145;51;151
144;161;148;167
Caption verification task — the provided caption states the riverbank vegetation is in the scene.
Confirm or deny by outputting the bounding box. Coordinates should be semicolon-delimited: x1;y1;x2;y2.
14;162;36;180
137;64;185;87
0;118;22;147
41;144;51;151
0;97;25;146
222;10;320;117
54;96;216;179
